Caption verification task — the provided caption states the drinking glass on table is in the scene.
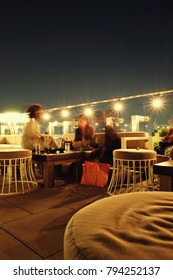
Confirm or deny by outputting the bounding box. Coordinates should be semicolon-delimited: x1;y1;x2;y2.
43;134;50;154
33;139;41;154
65;142;70;153
56;139;62;149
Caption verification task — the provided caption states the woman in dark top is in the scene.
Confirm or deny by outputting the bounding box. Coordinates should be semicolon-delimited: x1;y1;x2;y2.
156;127;173;155
90;125;121;165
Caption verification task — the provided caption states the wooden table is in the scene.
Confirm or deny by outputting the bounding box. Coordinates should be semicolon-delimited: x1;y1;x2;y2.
153;160;173;191
32;151;85;187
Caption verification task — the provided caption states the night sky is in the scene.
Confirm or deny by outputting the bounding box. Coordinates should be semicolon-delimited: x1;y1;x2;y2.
1;1;173;114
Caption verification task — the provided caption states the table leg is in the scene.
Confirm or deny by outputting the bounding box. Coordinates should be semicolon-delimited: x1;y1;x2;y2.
43;162;55;188
76;158;83;183
159;175;173;191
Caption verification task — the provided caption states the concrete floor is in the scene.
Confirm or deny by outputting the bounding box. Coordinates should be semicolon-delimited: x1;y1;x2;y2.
0;180;107;260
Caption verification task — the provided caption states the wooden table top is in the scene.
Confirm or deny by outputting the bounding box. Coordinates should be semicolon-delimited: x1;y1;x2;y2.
32;150;86;162
153;160;173;176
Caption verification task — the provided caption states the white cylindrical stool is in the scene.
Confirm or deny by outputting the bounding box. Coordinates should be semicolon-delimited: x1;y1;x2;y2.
0;149;38;195
107;149;157;195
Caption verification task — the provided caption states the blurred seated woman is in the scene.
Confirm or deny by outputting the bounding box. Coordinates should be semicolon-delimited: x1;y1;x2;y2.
161;127;173;158
164;127;173;145
73;114;98;151
89;125;121;165
22;103;58;152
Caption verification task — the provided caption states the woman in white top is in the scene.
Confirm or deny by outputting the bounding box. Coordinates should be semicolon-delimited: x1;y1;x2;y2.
21;104;58;151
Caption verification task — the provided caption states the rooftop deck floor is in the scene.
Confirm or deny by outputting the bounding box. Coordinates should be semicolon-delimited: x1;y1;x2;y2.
0;179;108;260
0;173;154;260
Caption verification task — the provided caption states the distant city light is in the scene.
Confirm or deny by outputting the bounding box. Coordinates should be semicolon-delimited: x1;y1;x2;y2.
0;112;29;135
0;112;28;123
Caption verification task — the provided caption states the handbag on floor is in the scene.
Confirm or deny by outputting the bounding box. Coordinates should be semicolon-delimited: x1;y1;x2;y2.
81;160;110;187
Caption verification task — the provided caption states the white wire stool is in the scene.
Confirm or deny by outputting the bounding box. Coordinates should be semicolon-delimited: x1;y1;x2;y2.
0;149;38;196
107;149;157;195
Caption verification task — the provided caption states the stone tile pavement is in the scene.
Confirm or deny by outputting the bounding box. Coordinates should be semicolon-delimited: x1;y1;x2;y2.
0;181;107;260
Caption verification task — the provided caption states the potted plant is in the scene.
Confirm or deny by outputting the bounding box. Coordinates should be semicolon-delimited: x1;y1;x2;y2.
157;127;169;138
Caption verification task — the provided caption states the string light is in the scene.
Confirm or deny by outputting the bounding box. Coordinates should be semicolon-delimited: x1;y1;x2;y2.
113;101;123;112
47;89;173;113
43;112;50;120
152;97;163;109
61;109;69;118
84;107;93;117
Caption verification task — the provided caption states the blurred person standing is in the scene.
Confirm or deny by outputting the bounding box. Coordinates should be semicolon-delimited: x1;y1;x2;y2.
21;103;58;151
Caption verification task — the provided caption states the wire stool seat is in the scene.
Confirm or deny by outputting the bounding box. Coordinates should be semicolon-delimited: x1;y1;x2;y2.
107;149;157;195
0;149;38;196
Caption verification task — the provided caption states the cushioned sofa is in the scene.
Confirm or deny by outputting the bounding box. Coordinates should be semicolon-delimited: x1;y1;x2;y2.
0;135;22;149
64;191;173;260
62;131;153;149
0;131;153;150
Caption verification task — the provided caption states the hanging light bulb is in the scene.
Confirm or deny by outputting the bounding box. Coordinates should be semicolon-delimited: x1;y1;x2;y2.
150;96;165;111
113;101;123;112
61;109;69;118
152;97;163;109
43;112;50;120
84;107;93;117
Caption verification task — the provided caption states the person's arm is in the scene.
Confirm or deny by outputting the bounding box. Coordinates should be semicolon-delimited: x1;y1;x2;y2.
73;128;82;149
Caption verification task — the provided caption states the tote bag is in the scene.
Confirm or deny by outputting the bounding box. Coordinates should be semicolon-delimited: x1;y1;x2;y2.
81;161;110;187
